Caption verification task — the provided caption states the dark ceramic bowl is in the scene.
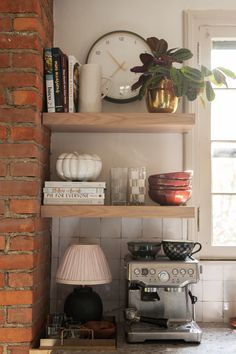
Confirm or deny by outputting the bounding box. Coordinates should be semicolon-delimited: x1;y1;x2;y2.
162;240;202;261
128;241;162;259
149;171;193;180
148;189;192;206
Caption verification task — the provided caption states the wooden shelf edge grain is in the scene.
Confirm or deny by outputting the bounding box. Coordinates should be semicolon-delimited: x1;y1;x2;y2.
43;112;195;133
40;205;195;218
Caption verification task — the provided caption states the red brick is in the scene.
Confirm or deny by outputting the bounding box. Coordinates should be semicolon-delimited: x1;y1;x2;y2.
0;53;10;68
11;126;40;141
0;218;35;233
0;126;7;140
0;161;7;176
13;90;42;110
0;72;41;90
0;290;33;306
0;309;5;324
8;272;33;288
13;53;43;72
0;201;5;215
0;108;40;124
9;235;38;251
10;161;39;177
0;254;34;270
10;200;40;214
0;17;11;31
0;273;4;287
8;346;31;354
0;143;40;158
0;327;32;342
14;17;46;43
0;0;41;15
0;89;5;105
0;34;41;51
0;236;5;250
0;181;40;196
7;308;32;324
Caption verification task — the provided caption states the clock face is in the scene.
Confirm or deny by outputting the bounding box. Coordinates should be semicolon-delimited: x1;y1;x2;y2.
86;31;151;103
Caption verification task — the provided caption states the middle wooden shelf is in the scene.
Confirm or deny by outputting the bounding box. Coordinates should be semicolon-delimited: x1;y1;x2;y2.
41;205;195;218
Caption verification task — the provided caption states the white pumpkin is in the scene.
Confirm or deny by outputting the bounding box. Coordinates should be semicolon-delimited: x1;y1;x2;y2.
56;152;102;181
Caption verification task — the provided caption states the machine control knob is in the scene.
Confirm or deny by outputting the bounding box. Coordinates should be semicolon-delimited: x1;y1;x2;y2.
142;268;149;276
172;268;179;275
149;268;156;275
134;268;140;275
188;268;194;275
180;269;186;275
158;271;170;282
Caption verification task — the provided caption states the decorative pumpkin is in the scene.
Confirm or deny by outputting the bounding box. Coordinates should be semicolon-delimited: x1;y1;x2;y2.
56;152;102;181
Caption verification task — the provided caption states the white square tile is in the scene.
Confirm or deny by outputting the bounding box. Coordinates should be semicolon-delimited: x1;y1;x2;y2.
223;264;236;281
201;263;223;281
202;301;223;322
101;218;121;238
96;280;119;301
195;301;203;322
122;218;142;239
223;301;236;322
59;217;80;238
106;259;120;280
224;280;236;301
101;238;121;259
202;280;223;301
120;239;130;259
79;218;101;238
58;234;74;257
191;281;203;301
142;218;162;239
78;237;100;245
51;257;59;277
163;219;183;240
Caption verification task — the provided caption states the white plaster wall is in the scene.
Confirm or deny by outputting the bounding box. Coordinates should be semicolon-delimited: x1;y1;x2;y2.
50;0;236;322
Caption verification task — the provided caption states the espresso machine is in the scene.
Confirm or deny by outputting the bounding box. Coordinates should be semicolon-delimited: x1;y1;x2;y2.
124;256;202;343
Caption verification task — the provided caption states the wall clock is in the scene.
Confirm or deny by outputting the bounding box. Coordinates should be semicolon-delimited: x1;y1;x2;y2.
86;30;151;103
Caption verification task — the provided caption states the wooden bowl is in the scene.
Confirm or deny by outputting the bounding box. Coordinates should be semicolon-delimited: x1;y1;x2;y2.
84;320;116;339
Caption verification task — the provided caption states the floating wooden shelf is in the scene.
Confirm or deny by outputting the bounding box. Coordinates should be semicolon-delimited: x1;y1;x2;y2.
41;205;195;218
43;112;195;133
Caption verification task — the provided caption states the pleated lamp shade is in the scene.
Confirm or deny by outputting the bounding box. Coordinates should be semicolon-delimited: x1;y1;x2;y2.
56;244;112;285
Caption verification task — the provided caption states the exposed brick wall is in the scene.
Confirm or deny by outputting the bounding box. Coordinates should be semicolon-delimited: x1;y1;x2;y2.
0;0;53;352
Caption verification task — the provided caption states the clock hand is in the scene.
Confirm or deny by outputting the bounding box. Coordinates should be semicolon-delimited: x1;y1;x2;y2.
107;51;126;70
110;61;126;78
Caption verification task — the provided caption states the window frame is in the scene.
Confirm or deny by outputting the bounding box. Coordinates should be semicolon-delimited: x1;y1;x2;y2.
184;10;236;259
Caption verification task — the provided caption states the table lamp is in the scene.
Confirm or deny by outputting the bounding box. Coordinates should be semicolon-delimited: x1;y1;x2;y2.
56;244;112;324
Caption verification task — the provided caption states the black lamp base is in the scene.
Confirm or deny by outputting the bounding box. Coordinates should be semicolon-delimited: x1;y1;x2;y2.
64;286;103;323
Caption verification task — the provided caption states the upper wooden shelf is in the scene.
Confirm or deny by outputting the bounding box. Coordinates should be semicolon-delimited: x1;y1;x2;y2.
41;205;195;218
43;112;195;133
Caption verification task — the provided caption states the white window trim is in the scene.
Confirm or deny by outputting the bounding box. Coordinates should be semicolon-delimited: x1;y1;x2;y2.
184;10;236;259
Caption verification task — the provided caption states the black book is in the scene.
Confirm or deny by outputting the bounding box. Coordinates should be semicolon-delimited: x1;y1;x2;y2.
51;47;64;112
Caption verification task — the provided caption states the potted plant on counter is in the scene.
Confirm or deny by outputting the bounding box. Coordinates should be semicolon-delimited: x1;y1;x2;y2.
131;37;236;113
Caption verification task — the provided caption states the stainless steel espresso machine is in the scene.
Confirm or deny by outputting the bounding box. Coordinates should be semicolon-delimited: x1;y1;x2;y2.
124;256;202;343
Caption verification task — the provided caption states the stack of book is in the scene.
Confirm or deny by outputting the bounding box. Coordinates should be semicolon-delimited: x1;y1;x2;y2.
43;181;106;205
44;47;80;113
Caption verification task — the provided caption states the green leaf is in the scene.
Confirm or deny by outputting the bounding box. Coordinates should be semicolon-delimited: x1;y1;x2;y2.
170;67;183;96
181;66;203;83
217;66;236;79
206;81;215;101
201;65;212;77
171;48;193;62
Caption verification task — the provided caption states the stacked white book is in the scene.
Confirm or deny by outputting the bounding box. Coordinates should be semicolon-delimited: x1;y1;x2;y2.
43;181;106;205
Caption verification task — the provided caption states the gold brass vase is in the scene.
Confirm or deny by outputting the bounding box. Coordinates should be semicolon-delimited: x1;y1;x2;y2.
146;79;179;113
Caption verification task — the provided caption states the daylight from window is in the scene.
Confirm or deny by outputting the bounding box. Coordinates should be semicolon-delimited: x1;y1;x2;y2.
211;42;236;245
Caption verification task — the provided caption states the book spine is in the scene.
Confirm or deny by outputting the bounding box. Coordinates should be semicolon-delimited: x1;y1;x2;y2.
44;181;106;188
68;56;80;112
43;187;105;193
52;47;64;112
61;53;68;112
44;48;55;112
44;192;105;199
43;198;104;205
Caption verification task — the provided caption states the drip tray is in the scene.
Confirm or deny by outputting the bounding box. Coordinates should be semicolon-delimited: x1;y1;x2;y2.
126;321;202;343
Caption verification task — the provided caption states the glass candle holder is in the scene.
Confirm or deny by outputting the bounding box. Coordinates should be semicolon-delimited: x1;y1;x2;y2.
110;167;128;205
128;167;146;205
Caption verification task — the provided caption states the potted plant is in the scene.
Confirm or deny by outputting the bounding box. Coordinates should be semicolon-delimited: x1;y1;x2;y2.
131;37;236;113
